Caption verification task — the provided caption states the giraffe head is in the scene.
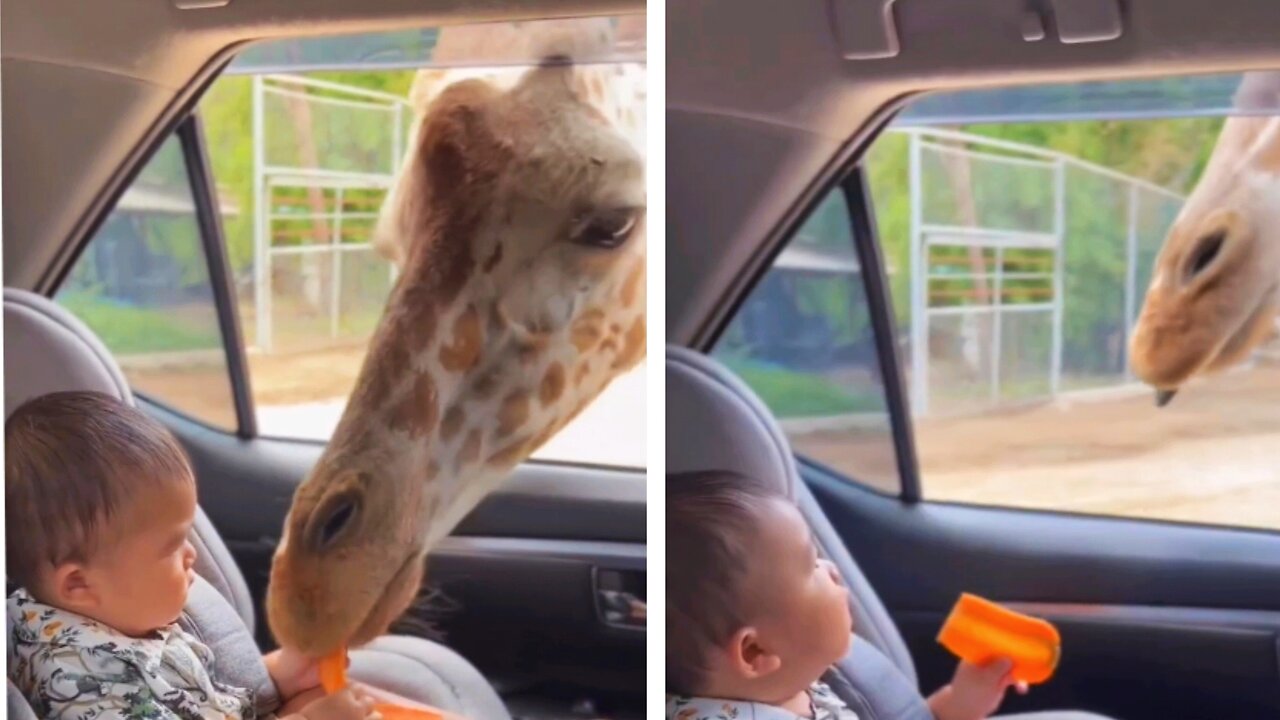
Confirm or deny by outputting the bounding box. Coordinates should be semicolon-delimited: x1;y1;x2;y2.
1129;72;1280;404
265;59;646;655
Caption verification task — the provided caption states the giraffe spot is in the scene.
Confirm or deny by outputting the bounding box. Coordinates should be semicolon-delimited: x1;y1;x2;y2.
486;436;530;468
600;337;619;354
440;406;465;442
483;242;504;274
574;361;593;386
365;337;412;406
397;290;440;352
458;429;482;468
388;372;439;439
571;309;606;352
620;260;644;308
613;316;647;370
540;363;566;407
425;461;441;482
517;333;550;365
440;306;483;373
498;392;530;437
472;368;500;400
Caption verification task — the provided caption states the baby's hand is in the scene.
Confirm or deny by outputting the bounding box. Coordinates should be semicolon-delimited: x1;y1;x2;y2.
265;646;324;699
927;658;1028;720
298;687;379;720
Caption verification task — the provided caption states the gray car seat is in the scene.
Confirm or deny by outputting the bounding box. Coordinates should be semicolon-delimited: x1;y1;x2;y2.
4;288;511;720
666;345;1113;720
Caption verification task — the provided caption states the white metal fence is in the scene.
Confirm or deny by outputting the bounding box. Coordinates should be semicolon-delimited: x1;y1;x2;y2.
251;74;411;354
896;127;1187;417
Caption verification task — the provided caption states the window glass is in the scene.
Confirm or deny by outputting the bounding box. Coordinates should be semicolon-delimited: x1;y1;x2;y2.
57;136;238;429
202;18;647;468
863;72;1280;531
713;191;899;494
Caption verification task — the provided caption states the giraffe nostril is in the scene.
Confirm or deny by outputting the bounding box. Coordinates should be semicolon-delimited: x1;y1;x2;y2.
308;492;362;552
1185;229;1226;283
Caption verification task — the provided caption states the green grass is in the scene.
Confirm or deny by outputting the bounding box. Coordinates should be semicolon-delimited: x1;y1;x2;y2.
719;356;887;418
58;292;222;356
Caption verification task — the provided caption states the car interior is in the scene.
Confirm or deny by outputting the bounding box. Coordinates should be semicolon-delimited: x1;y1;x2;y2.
3;2;646;720
668;1;1280;718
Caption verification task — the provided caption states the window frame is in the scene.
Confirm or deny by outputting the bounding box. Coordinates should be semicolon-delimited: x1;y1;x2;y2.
176;114;259;438
841;167;923;502
703;159;923;501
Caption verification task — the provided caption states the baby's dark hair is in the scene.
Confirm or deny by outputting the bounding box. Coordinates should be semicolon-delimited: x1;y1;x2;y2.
666;469;787;695
5;391;195;591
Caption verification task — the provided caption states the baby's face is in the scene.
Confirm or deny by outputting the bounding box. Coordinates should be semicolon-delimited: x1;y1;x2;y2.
745;498;853;686
85;478;199;637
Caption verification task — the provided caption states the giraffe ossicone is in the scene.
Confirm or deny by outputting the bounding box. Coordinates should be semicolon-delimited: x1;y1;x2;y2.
264;47;646;655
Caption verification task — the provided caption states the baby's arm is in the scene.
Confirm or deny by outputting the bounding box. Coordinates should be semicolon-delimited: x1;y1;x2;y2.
279;686;329;717
264;647;324;702
927;658;1027;720
278;687;378;720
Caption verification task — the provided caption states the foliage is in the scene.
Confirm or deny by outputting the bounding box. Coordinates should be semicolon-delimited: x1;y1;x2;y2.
719;356;887;418
58;292;221;355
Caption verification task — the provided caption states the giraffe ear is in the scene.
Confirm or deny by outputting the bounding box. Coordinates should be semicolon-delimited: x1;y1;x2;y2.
419;81;501;192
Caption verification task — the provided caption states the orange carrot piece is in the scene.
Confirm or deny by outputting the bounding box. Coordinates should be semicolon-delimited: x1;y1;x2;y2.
936;593;1061;684
373;703;443;720
319;646;348;694
319;646;444;719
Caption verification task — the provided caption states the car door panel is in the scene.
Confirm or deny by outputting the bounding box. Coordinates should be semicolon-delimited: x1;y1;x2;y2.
807;467;1280;718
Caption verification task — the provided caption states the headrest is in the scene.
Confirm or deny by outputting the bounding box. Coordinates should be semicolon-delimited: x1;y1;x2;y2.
665;345;799;498
1;288;258;632
4;288;132;419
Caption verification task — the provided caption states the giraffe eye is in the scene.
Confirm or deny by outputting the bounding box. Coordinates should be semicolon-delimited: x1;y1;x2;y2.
570;208;640;249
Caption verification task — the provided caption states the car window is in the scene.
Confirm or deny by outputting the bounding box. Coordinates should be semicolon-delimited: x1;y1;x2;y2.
56;135;239;430
200;17;647;467
863;71;1279;531
712;190;900;494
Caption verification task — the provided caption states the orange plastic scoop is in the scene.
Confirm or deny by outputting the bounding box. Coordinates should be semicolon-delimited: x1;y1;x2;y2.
936;593;1061;685
320;647;444;720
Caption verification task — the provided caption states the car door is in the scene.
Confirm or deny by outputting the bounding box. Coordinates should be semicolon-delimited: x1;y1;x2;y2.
40;14;647;718
670;2;1280;718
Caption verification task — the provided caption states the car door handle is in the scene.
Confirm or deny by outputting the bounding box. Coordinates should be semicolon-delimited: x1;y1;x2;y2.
593;567;645;631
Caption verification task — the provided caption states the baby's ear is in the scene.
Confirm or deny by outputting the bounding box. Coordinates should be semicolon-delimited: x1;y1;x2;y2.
50;563;97;613
725;626;783;679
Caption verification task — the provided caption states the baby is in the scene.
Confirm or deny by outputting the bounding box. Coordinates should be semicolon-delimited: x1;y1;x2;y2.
666;470;1028;720
5;390;379;720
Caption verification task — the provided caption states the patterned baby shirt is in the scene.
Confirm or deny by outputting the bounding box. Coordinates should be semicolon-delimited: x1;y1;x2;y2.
8;588;255;720
666;681;860;720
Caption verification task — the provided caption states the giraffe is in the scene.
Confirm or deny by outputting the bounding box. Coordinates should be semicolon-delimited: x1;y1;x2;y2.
1129;70;1280;406
263;46;647;654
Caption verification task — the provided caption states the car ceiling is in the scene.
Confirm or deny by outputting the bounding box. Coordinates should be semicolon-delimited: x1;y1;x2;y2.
1;0;643;293
667;0;1280;348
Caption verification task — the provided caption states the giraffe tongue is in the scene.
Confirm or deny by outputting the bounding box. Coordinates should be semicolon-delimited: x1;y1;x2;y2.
1155;389;1177;407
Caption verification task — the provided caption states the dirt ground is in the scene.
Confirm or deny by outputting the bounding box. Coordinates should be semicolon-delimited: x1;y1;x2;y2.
121;345;370;430
793;363;1280;532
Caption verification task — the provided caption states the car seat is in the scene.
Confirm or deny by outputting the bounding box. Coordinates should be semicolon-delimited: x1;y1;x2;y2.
3;288;512;720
